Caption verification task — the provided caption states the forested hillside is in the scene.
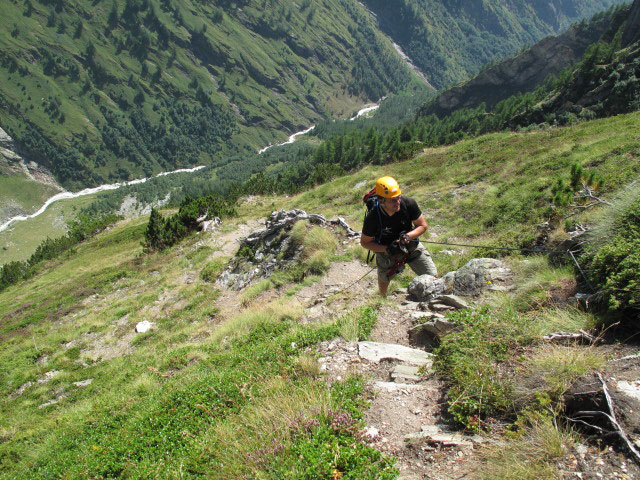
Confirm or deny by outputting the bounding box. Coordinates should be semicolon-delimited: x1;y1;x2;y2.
361;0;627;90
0;0;628;192
0;0;421;190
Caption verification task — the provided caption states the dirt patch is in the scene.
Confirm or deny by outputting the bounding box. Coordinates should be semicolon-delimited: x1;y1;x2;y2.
296;260;377;323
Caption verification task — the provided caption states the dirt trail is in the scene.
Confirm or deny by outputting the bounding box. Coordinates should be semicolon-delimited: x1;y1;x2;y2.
313;287;482;480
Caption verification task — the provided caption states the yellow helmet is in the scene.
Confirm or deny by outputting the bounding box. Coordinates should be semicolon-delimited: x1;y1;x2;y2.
375;176;402;198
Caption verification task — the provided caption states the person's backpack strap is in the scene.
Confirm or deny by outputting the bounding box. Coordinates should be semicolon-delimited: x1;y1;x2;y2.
362;187;384;264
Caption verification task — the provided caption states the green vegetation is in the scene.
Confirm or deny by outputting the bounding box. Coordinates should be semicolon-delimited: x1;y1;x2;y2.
580;181;640;316
143;194;236;251
0;213;120;292
0;169;60;223
0;212;394;478
481;412;577;480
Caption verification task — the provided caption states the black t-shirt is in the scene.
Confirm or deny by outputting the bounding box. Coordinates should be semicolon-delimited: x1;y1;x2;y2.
362;196;421;246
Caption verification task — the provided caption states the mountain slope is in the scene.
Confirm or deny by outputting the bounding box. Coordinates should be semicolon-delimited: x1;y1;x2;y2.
361;0;628;90
1;110;640;478
0;0;421;190
420;2;632;118
0;0;628;192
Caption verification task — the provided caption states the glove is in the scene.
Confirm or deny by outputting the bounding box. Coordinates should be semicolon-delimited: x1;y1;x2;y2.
386;239;407;256
399;232;411;245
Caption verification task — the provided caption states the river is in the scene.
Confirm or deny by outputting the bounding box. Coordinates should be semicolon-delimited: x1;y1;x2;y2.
2;101;381;234
0;166;206;233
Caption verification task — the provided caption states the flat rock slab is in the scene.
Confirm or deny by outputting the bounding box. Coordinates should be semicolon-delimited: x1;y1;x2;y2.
390;364;423;382
372;381;428;393
433;294;469;309
405;424;487;446
358;341;433;366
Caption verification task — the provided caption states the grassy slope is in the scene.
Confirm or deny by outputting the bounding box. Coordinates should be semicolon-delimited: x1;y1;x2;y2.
1;112;639;477
0;193;97;265
0;168;60;226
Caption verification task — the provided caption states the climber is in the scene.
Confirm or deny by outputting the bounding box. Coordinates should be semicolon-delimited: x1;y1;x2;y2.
360;176;437;296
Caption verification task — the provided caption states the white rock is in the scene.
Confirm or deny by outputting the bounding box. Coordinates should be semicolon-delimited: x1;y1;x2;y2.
372;381;427;393
38;370;61;384
617;380;640;401
135;321;153;333
73;379;93;387
358;341;433;366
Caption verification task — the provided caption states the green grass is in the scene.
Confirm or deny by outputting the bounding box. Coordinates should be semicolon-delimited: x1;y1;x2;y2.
0;172;60;218
0;192;99;264
481;412;576;480
2;110;639;478
0;213;396;478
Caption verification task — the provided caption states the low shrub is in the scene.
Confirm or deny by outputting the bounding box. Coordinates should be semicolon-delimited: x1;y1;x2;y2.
580;180;640;318
200;258;228;282
434;307;530;430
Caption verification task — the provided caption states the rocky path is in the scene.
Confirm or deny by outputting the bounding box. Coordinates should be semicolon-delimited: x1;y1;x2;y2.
206;210;640;479
313;286;483;480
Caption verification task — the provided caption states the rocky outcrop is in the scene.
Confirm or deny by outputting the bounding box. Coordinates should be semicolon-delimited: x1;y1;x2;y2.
218;209;358;290
408;258;514;302
244;209;358;247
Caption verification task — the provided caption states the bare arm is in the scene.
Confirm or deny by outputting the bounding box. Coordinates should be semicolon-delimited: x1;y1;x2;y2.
360;233;388;253
407;214;427;240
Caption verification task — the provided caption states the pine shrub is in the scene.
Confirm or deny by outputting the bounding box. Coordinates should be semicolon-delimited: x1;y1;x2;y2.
580;180;640;318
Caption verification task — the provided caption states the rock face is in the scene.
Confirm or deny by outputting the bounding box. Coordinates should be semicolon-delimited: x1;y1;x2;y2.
408;258;514;302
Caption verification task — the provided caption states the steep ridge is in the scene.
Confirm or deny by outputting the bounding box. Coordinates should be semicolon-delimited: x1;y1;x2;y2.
361;0;627;90
421;3;629;118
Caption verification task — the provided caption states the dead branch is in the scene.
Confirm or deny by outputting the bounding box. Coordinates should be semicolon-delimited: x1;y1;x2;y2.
543;330;597;344
611;352;640;363
566;417;613;435
597;372;640;464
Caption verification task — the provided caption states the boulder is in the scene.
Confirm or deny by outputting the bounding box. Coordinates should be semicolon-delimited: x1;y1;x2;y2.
452;258;514;295
407;275;445;302
408;319;461;348
135;321;153;333
408;258;514;302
